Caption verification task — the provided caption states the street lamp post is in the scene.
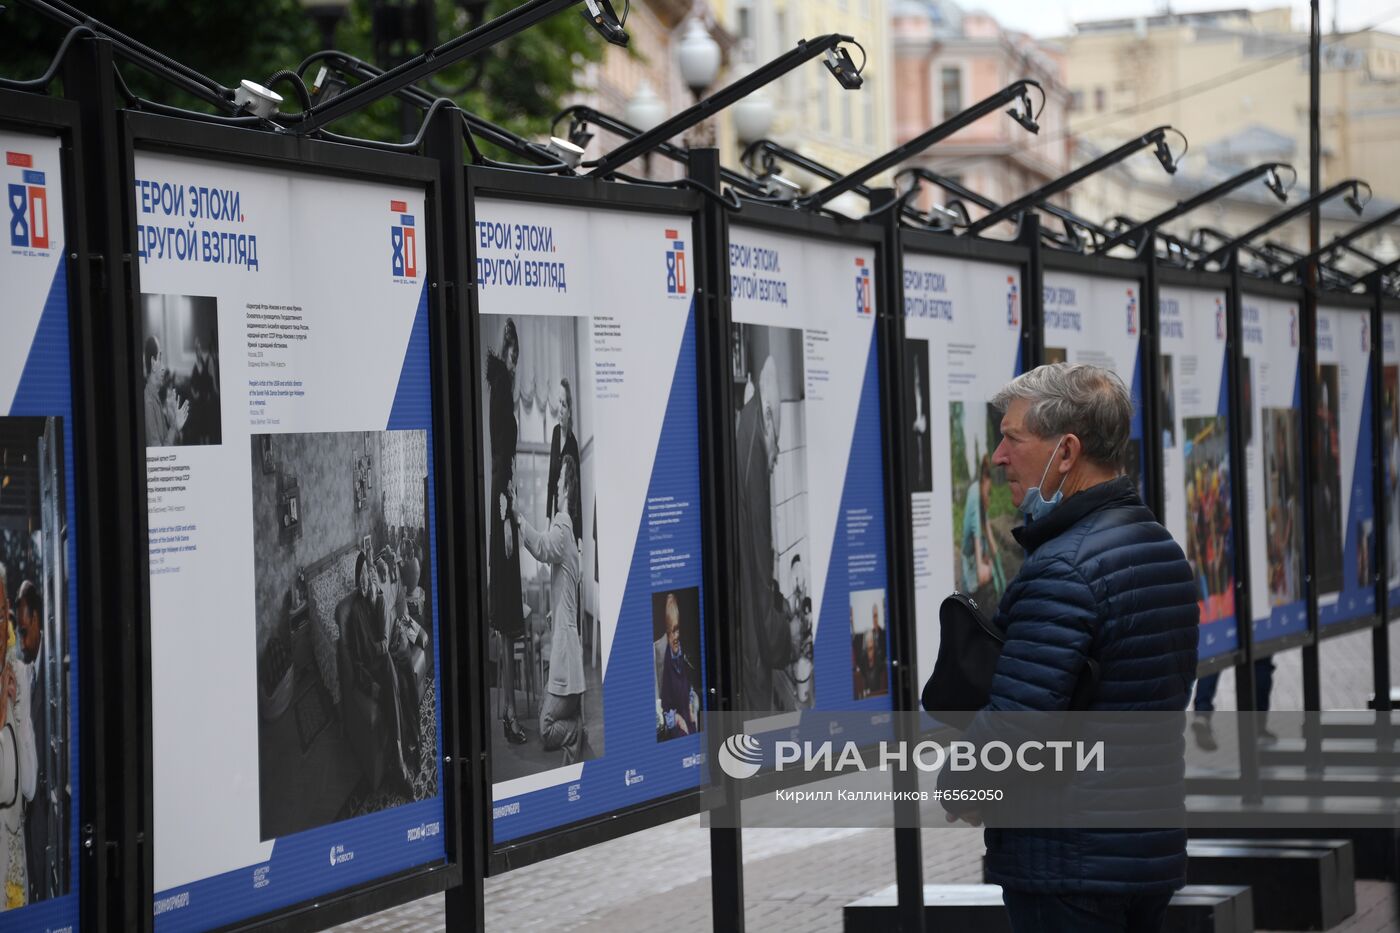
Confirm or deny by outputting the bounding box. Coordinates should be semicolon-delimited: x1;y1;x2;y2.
677;14;721;147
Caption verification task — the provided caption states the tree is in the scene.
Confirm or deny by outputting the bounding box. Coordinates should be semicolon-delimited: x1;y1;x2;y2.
0;0;606;147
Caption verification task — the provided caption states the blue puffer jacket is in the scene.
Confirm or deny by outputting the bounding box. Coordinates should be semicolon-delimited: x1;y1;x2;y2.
945;476;1199;895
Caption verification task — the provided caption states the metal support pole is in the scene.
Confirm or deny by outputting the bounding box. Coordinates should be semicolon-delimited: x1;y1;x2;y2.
62;35;151;933
1224;250;1263;804
1142;235;1167;521
869;187;927;933
1369;273;1393;722
690;148;748;933
427;104;487;932
1302;272;1324;766
1020;214;1044;371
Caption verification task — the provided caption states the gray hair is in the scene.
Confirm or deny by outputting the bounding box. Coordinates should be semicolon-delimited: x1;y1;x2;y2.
990;362;1134;467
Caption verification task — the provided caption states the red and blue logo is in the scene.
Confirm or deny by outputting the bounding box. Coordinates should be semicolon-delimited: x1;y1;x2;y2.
665;229;687;295
7;152;49;251
1126;288;1138;336
390;199;417;279
1006;276;1020;327
855;258;872;315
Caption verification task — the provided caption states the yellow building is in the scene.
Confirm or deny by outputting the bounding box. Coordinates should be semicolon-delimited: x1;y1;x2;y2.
1059;7;1400;260
708;0;896;192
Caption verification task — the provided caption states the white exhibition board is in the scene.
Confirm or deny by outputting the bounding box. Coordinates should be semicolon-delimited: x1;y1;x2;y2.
472;199;709;843
1;128;81;932
1042;270;1147;495
134;151;445;931
901;251;1022;687
1314;303;1377;629
727;223;892;716
1158;286;1238;659
1240;292;1308;646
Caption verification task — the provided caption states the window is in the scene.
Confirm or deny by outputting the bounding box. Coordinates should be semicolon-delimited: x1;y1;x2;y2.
1094;87;1106;112
940;66;963;119
842;91;853;138
819;76;830;133
1069;90;1084;112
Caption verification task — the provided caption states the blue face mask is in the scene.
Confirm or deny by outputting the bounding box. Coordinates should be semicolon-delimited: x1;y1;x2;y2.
1019;436;1068;521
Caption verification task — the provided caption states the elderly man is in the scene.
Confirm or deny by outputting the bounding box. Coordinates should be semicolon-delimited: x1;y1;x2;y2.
936;363;1199;933
736;356;801;711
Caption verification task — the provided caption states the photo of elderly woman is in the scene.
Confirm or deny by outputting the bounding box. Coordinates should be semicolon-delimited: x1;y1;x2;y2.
139;293;222;448
480;314;604;782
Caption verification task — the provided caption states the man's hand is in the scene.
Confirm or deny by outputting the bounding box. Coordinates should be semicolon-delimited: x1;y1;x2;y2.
674;714;689;735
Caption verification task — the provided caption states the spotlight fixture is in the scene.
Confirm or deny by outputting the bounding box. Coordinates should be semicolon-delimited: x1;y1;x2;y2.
1343;181;1372;215
761;172;803;199
1153;137;1177;174
1006;88;1039;134
582;0;629;47
823;47;864;90
234;79;283;118
545;136;586;169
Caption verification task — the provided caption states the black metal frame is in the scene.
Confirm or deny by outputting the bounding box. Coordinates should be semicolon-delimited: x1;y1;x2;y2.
456;166;715;876
0;84;113;933
118;110;465;933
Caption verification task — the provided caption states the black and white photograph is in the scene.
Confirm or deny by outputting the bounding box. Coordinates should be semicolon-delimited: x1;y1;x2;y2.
0;417;70;911
1160;355;1177;449
139;293;222;448
731;323;812;713
905;339;933;494
252;429;437;841
1313;363;1344;595
652;588;701;742
849;588;888;700
480;314;603;781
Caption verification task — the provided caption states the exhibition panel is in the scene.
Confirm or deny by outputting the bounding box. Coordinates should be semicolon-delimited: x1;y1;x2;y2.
898;236;1027;691
466;175;712;857
1239;287;1311;654
1313;297;1379;634
126;117;453;932
725;214;895;718
1157;283;1241;661
0;94;85;933
1040;256;1150;501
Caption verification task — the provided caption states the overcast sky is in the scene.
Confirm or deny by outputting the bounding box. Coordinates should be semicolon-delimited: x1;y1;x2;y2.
961;0;1400;39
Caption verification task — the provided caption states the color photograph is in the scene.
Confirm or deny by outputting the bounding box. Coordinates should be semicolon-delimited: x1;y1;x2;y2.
849;588;888;700
948;401;1023;621
0;417;69;910
1312;364;1344;595
651;588;701;742
1183;416;1234;624
1263;408;1304;607
1385;365;1400;587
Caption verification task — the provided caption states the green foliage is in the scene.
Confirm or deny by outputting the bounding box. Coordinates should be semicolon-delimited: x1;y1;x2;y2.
0;0;605;145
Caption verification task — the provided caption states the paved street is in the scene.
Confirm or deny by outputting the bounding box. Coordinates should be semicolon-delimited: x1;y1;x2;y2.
334;626;1400;931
